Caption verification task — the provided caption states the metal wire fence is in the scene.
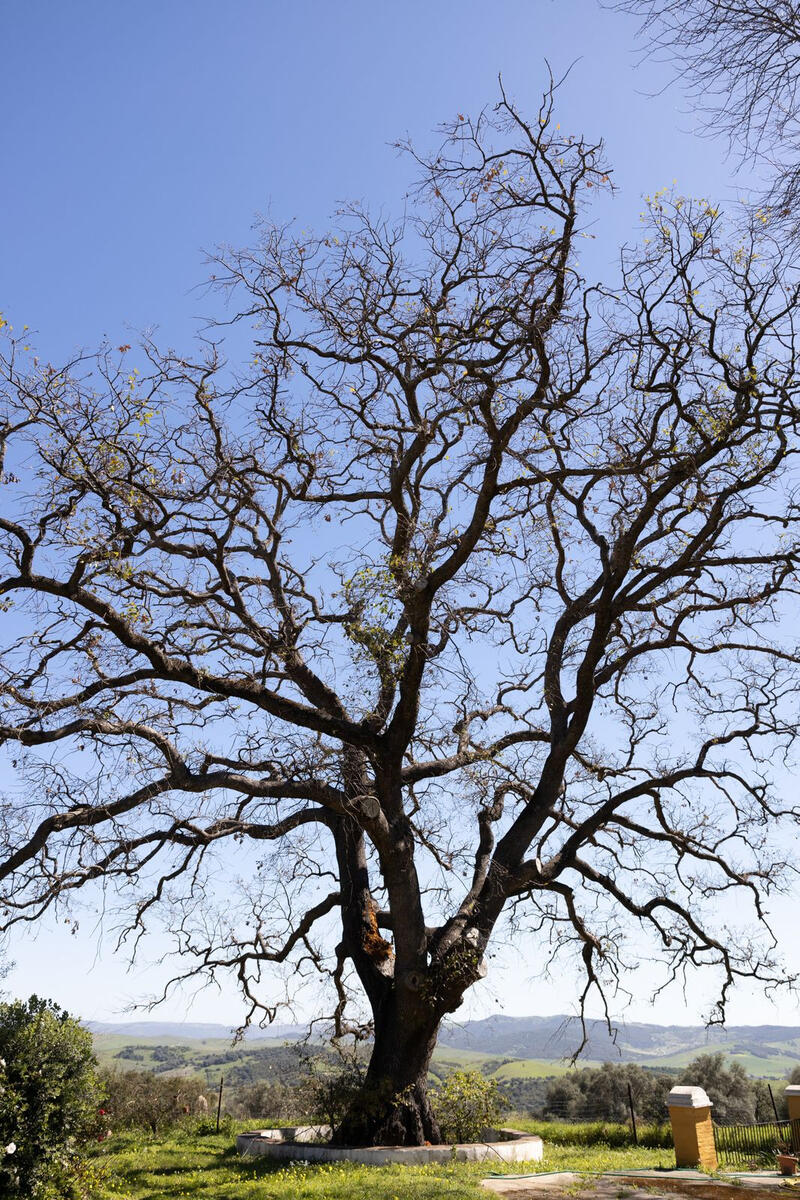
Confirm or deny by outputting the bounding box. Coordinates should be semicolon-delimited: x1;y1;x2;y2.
713;1117;800;1168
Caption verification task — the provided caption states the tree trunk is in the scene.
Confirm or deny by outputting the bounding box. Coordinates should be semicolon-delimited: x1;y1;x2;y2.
332;995;442;1146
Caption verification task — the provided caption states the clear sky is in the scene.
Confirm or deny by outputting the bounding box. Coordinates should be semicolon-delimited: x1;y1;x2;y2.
1;0;798;1034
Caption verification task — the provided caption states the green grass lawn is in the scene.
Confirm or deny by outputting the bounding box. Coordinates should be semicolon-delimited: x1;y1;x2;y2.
82;1126;676;1200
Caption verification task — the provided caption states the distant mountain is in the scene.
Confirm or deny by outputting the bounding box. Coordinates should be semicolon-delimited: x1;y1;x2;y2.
85;1020;310;1041
86;1014;800;1068
437;1014;800;1065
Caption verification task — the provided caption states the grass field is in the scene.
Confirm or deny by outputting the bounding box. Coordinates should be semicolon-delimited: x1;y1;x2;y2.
91;1035;292;1079
82;1125;676;1200
93;1032;800;1088
514;1120;673;1150
92;1033;585;1088
490;1059;597;1081
92;1026;800;1094
628;1049;799;1077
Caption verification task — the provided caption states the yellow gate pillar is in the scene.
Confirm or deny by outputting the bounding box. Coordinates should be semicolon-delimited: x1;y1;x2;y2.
668;1086;717;1171
786;1086;800;1149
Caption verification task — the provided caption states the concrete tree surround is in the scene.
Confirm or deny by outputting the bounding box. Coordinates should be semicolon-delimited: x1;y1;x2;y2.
237;1125;544;1165
668;1086;717;1171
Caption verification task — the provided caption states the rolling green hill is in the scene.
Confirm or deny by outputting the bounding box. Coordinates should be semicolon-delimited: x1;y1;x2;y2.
88;1013;800;1088
92;1034;310;1089
437;1015;800;1078
91;1033;573;1088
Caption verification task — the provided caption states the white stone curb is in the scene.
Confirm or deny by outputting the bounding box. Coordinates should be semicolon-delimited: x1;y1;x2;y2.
236;1125;544;1165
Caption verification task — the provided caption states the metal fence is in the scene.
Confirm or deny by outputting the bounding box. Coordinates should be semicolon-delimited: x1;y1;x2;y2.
713;1117;800;1168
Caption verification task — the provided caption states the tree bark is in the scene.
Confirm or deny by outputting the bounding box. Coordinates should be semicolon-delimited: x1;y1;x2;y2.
332;993;442;1146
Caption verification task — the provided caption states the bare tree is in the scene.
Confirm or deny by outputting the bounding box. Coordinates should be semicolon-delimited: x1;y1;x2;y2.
1;85;800;1145
613;1;800;218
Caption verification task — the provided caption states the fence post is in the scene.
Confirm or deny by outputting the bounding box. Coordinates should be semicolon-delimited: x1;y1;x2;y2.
667;1086;717;1172
768;1083;781;1123
628;1081;639;1146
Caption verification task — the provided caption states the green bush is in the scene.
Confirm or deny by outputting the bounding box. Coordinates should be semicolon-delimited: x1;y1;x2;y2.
191;1113;237;1137
232;1077;316;1122
0;995;104;1200
433;1069;507;1143
309;1063;366;1131
98;1068;209;1134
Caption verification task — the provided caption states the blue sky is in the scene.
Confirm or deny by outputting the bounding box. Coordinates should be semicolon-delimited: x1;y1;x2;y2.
2;0;746;358
2;0;797;1032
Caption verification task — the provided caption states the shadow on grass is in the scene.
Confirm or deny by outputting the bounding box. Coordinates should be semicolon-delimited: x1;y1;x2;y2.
97;1139;324;1190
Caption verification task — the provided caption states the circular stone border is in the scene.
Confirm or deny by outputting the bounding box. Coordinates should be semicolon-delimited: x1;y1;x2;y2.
236;1125;544;1165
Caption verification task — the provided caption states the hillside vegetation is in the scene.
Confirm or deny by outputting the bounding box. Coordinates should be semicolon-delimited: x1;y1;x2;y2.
89;1016;800;1079
91;1022;800;1125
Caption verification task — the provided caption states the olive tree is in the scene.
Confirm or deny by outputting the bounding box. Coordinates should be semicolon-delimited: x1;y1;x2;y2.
1;85;800;1145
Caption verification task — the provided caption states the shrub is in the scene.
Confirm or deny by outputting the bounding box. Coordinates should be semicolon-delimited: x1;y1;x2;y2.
0;995;103;1200
433;1069;507;1143
98;1068;209;1133
232;1078;316;1122
543;1063;675;1123
309;1063;366;1131
191;1113;237;1137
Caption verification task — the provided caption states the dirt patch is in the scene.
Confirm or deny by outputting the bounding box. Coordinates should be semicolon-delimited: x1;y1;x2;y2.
482;1175;797;1199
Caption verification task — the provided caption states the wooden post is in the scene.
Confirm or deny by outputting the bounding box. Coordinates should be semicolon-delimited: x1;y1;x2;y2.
667;1086;717;1172
628;1081;639;1146
768;1083;780;1123
216;1074;224;1134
